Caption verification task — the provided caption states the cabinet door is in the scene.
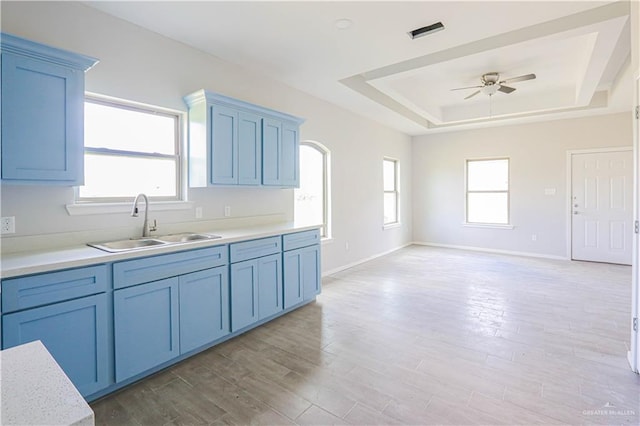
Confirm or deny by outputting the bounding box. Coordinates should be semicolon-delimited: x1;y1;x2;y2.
2;294;109;396
280;122;300;187
210;105;238;184
301;245;321;300
257;253;283;320
262;118;281;185
1;53;84;184
238;112;262;185
283;250;304;309
230;260;259;331
283;245;321;309
179;266;229;354
114;278;179;382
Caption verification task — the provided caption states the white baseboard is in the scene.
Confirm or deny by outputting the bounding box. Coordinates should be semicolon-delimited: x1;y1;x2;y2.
412;241;569;261
322;243;412;276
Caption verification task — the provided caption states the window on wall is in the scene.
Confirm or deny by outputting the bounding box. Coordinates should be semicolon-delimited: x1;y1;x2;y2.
294;142;330;237
78;97;182;201
466;158;509;224
383;158;399;226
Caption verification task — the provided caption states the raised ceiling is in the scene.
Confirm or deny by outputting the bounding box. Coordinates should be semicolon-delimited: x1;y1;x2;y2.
84;1;632;135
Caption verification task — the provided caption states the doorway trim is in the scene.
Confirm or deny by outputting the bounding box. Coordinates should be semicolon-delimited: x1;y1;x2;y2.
565;146;634;261
631;73;640;374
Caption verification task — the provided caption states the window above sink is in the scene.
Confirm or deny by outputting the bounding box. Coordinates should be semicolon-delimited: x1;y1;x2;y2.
77;95;184;203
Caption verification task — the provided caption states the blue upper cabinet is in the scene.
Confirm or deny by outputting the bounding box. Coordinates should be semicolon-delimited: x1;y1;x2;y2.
238;112;262;185
211;105;238;185
0;33;98;185
184;90;303;188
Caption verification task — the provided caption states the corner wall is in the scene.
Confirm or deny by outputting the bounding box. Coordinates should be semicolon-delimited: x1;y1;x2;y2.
412;113;632;258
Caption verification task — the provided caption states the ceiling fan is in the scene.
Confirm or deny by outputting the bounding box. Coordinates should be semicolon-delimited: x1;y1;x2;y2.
451;72;536;100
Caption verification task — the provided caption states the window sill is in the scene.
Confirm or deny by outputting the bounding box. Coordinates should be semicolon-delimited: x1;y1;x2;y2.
383;222;401;230
463;223;514;230
66;201;194;216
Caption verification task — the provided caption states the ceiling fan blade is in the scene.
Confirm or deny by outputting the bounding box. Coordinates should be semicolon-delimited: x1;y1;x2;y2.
500;73;536;84
464;90;481;100
498;85;516;94
451;85;483;91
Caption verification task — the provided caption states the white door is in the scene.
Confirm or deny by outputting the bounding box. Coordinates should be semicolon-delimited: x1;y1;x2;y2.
571;150;633;265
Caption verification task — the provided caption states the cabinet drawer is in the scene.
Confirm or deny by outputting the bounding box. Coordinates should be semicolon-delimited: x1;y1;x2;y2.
1;265;108;313
283;229;320;251
113;246;227;289
230;236;281;263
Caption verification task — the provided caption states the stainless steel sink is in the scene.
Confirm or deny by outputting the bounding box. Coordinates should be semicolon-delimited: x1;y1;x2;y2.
155;233;221;243
88;233;222;252
88;238;168;252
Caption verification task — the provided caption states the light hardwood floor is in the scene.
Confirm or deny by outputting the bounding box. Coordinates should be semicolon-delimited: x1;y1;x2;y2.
92;245;640;425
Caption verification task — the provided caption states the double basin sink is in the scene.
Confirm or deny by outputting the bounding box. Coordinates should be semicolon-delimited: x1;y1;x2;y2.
88;233;222;253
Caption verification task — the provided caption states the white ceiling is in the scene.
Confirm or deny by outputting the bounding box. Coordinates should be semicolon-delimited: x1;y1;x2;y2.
84;1;632;135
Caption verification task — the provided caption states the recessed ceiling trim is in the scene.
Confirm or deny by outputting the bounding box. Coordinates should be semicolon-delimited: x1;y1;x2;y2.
340;1;629;131
340;74;432;128
359;1;628;82
575;16;628;105
431;90;609;129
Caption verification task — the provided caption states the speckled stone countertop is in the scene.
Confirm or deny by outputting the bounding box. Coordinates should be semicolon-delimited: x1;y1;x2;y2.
0;340;94;425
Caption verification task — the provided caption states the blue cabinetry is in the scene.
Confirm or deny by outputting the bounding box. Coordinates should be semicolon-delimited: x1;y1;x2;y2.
230;237;283;331
114;277;179;382
179;266;229;353
263;119;300;187
0;33;97;185
0;229;320;401
184;90;302;188
113;246;229;382
1;265;110;397
283;230;321;308
205;106;263;185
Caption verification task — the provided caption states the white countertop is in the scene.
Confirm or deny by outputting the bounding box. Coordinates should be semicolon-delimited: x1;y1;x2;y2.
0;222;320;279
0;340;94;426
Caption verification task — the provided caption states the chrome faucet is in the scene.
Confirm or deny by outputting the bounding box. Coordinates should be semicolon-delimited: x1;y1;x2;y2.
131;193;156;237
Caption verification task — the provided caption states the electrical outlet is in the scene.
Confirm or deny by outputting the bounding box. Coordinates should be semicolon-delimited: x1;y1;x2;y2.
531;234;537;241
224;206;231;217
195;207;203;219
1;216;16;234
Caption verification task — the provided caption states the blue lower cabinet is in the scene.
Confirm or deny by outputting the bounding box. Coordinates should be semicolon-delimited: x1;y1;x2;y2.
2;293;110;396
179;266;229;353
283;245;321;309
114;278;179;382
230;260;258;331
257;253;282;319
230;253;283;331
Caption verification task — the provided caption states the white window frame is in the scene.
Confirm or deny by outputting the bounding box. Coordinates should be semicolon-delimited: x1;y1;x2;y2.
296;141;331;239
383;157;400;228
465;157;510;226
76;95;183;203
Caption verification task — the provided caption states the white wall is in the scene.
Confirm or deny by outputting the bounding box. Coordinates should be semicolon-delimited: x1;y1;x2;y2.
0;1;413;274
412;113;633;258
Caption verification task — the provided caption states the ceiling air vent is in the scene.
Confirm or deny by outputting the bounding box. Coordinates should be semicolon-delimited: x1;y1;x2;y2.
408;22;444;39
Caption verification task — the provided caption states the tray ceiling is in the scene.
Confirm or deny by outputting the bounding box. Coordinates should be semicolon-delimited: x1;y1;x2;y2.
85;1;632;135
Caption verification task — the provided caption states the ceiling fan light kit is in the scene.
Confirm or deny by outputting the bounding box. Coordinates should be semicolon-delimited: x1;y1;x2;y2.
452;72;536;100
